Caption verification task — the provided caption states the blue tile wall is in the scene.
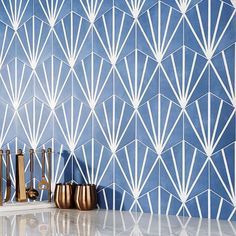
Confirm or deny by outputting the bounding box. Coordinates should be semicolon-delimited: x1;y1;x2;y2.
0;0;235;220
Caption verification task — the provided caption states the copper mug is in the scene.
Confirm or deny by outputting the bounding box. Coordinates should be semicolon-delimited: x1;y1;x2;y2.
54;183;74;209
74;184;97;210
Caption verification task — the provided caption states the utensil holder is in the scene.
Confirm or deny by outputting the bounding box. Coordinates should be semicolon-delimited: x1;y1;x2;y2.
54;183;74;209
74;184;97;210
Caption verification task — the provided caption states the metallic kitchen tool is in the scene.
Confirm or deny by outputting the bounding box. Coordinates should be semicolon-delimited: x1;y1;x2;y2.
16;149;27;202
47;148;52;202
5;150;11;202
26;149;39;200
38;149;49;190
0;149;3;206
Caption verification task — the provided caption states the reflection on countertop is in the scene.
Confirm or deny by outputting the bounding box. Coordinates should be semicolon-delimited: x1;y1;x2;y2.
0;208;236;235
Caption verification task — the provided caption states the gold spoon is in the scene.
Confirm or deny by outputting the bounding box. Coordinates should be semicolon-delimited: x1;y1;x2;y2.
38;149;49;191
26;149;39;200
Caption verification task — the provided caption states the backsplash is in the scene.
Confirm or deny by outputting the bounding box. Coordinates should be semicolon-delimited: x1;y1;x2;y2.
0;0;236;220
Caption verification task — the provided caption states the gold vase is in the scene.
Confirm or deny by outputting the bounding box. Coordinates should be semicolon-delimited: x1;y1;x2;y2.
74;184;97;210
54;183;74;209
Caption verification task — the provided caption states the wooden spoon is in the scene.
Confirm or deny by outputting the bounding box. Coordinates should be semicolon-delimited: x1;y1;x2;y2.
26;149;39;200
38;149;49;190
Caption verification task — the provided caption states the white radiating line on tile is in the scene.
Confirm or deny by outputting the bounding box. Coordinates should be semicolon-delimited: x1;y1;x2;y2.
138;98;182;155
124;0;146;18
17;17;51;69
196;196;202;218
186;94;235;157
210;46;236;108
161;47;208;108
1;0;30;30
120;191;126;211
54;13;91;67
79;0;104;23
18;100;52;149
175;0;191;13
138;2;182;63
0;25;14;69
73;55;112;109
0;106;15;147
56;153;73;183
185;0;236;59
116;51;158;109
94;98;135;153
94;10;134;65
94;145;104;184
54;98;92;152
38;0;65;27
35;57;71;109
161;143;208;213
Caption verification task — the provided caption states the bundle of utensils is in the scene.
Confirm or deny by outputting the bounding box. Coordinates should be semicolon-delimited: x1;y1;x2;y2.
0;148;52;206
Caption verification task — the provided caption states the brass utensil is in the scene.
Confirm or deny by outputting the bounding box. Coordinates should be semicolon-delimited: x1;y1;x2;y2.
54;183;74;209
26;149;39;200
5;150;11;202
0;149;3;206
74;184;97;210
38;149;49;190
47;148;52;202
16;149;27;202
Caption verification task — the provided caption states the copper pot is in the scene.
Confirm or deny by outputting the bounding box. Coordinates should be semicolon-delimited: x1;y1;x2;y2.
74;184;97;210
54;183;74;209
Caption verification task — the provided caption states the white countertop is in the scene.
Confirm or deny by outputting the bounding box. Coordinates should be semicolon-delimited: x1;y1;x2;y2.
0;208;236;235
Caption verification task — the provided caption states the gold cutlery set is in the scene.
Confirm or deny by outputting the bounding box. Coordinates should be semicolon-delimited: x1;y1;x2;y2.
0;148;52;205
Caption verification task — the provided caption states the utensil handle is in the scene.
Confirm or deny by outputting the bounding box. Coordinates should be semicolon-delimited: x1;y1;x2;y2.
0;149;3;206
41;149;45;177
6;150;10;179
47;148;52;202
30;149;34;188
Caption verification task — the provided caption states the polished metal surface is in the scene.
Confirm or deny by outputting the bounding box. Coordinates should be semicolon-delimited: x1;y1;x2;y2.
0;149;3;206
74;184;97;210
38;149;49;191
47;148;52;202
54;183;74;209
5;150;11;203
26;149;39;200
0;209;236;235
15;149;26;202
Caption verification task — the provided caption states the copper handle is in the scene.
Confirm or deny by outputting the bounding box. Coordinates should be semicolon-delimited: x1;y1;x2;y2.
47;148;52;202
5;149;11;202
6;150;10;178
41;149;45;177
29;149;34;188
0;149;3;206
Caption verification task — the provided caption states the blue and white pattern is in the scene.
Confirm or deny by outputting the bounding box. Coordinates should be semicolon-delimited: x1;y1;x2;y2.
0;0;235;220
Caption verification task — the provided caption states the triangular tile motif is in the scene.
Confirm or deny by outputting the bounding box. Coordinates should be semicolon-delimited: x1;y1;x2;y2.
0;0;234;220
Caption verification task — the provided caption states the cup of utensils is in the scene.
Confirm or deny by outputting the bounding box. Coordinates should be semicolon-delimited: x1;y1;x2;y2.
0;148;52;205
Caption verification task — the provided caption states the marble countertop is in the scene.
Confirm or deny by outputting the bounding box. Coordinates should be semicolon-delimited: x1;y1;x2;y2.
0;208;236;235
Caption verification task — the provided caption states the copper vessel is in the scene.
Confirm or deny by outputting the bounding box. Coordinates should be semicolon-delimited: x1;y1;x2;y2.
54;183;74;209
74;184;97;210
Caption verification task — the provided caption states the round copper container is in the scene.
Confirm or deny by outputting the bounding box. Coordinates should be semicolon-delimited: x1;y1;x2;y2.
74;184;97;210
54;183;74;209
